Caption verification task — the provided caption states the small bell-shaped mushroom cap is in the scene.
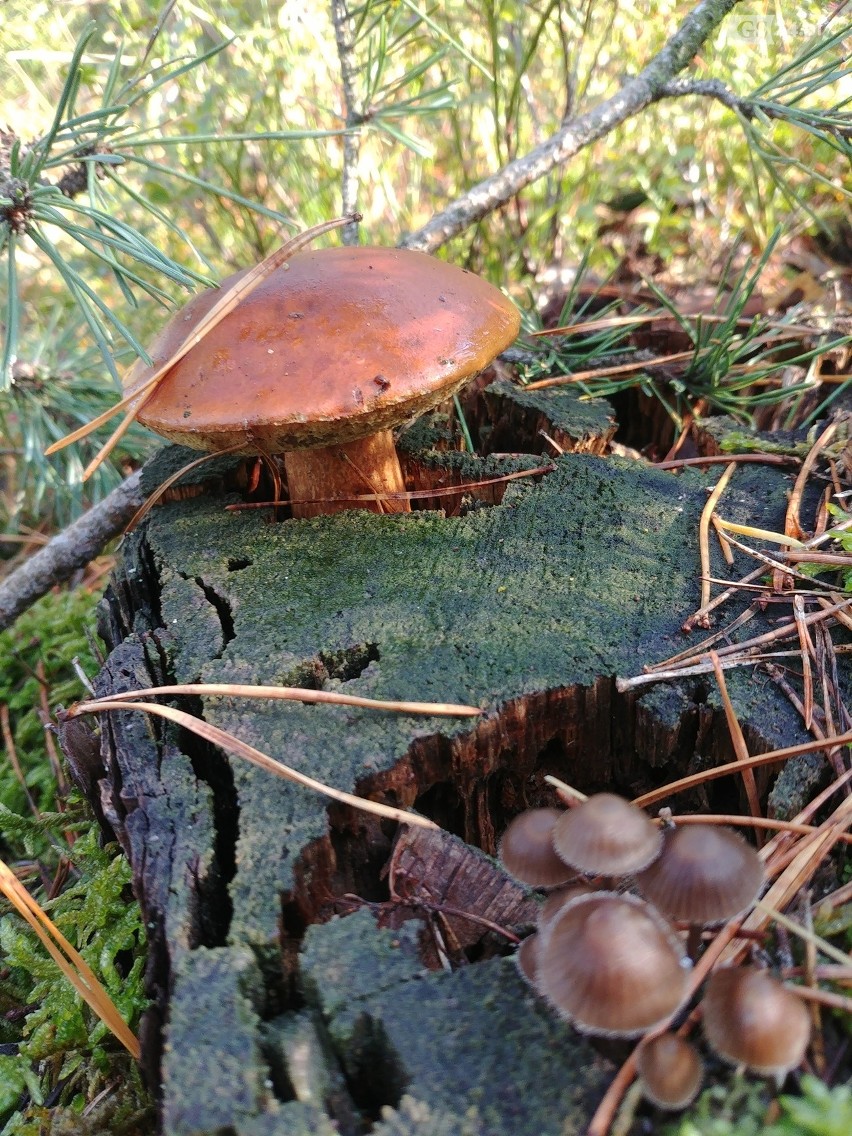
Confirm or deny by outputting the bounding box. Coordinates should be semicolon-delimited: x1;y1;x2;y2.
637;1034;704;1111
551;793;662;877
515;933;540;986
537;882;595;931
635;823;764;924
123;246;521;454
536;892;690;1037
499;808;576;888
702;966;811;1076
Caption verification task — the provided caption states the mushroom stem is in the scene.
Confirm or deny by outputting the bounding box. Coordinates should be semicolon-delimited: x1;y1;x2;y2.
686;923;703;962
283;430;411;519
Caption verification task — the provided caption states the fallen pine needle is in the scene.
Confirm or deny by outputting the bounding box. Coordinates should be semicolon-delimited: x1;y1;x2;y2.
755;899;852;968
617;648;812;692
124;443;246;533
524;350;694;391
713;517;807;548
667;812;852;845
785;984;852;1015
223;464;556;510
66;700;439;829
721;794;852;965
681;565;767;631
654;453;800;470
793;594;816;729
70;682;482;718
0;858;140;1060
632;728;852;809
698;463;737;613
543;775;588;803
709;651;762;842
659;604;761;670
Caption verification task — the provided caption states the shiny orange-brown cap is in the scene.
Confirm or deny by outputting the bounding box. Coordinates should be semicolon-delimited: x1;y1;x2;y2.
635;823;764;925
702;966;811;1076
123;246;521;454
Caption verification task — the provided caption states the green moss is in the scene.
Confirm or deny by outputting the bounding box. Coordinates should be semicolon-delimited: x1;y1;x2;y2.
299;909;607;1136
0;588;151;1134
667;1076;852;1136
485;376;616;440
0;831;149;1133
0;589;100;831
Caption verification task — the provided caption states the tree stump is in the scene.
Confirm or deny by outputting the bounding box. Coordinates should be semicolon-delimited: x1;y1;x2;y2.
79;378;828;1134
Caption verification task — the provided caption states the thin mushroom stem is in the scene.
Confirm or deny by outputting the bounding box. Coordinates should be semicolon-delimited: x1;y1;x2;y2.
686;924;703;962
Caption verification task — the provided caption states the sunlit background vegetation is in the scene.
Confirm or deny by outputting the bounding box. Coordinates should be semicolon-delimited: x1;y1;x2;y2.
1;1;848;532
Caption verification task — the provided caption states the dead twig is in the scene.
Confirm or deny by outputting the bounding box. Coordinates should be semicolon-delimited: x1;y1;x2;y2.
0;468;145;633
776;422;838;591
403;0;755;254
632;730;852;809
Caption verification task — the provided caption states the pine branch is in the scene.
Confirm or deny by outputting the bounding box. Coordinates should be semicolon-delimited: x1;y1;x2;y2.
401;0;741;252
658;76;852;138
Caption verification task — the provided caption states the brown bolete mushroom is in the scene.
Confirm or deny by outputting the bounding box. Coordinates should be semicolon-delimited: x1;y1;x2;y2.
122;246;520;518
701;966;811;1079
499;808;577;889
635;822;764;958
636;1033;704;1111
551;793;663;880
536;891;690;1037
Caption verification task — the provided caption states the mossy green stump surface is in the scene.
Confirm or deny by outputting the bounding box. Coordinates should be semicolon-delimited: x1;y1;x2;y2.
84;388;833;1135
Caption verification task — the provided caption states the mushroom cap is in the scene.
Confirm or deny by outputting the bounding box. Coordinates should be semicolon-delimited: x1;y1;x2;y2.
635;823;764;924
537;882;595;931
123;246;520;455
636;1034;704;1111
499;808;576;888
515;933;540;986
702;966;811;1076
536;891;690;1037
551;793;662;877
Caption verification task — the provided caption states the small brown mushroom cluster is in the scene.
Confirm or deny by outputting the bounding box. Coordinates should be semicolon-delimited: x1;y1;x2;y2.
500;794;810;1113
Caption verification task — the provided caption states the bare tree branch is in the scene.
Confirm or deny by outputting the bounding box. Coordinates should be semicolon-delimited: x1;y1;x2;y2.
331;0;363;245
401;0;741;253
0;469;145;632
